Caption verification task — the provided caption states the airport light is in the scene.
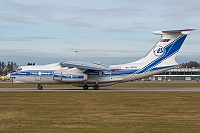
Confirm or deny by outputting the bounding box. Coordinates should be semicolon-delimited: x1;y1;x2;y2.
75;51;78;61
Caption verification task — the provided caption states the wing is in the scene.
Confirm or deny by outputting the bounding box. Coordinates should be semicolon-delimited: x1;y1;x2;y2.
60;61;111;71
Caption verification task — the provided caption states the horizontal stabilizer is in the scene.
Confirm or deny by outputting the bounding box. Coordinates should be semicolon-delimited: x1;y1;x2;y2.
153;28;196;35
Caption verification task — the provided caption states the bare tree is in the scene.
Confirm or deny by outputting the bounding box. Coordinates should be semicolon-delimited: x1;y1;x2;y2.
0;61;19;75
180;61;200;68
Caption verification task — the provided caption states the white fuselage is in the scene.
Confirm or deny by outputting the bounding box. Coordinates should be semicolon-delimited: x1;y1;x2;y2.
9;62;172;87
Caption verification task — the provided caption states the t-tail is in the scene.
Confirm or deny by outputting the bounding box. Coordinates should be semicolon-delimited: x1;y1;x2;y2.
127;29;196;75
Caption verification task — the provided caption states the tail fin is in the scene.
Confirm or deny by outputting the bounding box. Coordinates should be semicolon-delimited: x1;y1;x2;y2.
134;29;195;74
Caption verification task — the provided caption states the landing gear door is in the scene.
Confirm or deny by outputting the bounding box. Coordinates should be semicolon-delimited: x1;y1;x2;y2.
35;71;41;81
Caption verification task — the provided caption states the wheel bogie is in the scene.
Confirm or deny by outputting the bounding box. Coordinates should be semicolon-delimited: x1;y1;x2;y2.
83;85;89;90
93;85;99;90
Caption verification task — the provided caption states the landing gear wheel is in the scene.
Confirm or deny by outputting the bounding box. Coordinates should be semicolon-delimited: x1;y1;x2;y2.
83;85;88;90
38;85;43;90
93;85;99;90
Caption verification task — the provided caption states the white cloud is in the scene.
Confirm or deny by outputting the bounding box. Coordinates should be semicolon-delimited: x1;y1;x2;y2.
0;36;62;41
0;0;199;65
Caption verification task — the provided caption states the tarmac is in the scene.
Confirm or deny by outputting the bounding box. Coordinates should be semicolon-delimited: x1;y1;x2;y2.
0;87;200;92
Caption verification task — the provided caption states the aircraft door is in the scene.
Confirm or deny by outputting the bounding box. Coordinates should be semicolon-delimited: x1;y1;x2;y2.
35;71;41;81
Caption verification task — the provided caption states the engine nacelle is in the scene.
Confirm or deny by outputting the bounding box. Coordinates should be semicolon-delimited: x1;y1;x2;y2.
53;68;87;82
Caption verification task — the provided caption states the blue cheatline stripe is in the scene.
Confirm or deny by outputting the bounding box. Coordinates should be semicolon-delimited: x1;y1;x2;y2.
110;69;137;75
102;65;175;76
11;71;85;79
134;35;187;74
10;65;174;78
11;70;54;76
61;75;84;79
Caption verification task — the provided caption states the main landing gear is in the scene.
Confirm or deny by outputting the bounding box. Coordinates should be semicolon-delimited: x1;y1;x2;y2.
93;85;99;90
38;84;43;90
83;85;89;90
37;84;99;90
83;85;99;90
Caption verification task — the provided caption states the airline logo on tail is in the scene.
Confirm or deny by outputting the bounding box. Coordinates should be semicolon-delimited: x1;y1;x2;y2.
153;45;165;57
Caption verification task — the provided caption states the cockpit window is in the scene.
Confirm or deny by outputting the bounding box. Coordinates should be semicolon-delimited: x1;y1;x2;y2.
16;68;22;71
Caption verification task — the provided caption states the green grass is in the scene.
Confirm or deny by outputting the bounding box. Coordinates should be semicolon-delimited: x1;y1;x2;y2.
0;92;199;132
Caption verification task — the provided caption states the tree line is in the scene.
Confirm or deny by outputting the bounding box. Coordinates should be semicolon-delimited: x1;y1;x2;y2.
0;61;18;75
179;61;200;68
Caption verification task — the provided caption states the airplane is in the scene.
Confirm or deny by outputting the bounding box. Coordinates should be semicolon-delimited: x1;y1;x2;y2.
5;29;195;90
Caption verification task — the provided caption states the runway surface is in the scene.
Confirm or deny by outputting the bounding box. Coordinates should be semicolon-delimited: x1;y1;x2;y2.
0;88;200;92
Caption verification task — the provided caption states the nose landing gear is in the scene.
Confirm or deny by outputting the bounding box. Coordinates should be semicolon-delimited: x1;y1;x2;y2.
38;84;43;90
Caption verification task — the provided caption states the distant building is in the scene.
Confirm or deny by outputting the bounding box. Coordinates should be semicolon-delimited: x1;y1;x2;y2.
149;68;200;81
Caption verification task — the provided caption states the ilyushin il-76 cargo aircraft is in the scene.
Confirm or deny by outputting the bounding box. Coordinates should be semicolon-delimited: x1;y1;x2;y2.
6;29;195;90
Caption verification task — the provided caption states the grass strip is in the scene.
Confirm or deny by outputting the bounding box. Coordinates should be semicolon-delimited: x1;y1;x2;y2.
0;92;199;132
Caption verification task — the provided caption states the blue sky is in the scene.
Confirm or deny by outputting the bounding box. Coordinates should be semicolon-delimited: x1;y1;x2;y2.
0;0;199;65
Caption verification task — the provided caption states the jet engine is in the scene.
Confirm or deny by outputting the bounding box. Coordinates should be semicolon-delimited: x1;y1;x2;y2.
53;67;87;82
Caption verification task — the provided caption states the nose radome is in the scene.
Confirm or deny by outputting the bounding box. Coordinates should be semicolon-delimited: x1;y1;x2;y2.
6;73;10;80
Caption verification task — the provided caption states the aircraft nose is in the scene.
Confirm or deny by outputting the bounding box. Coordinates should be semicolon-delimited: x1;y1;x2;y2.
6;73;10;80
